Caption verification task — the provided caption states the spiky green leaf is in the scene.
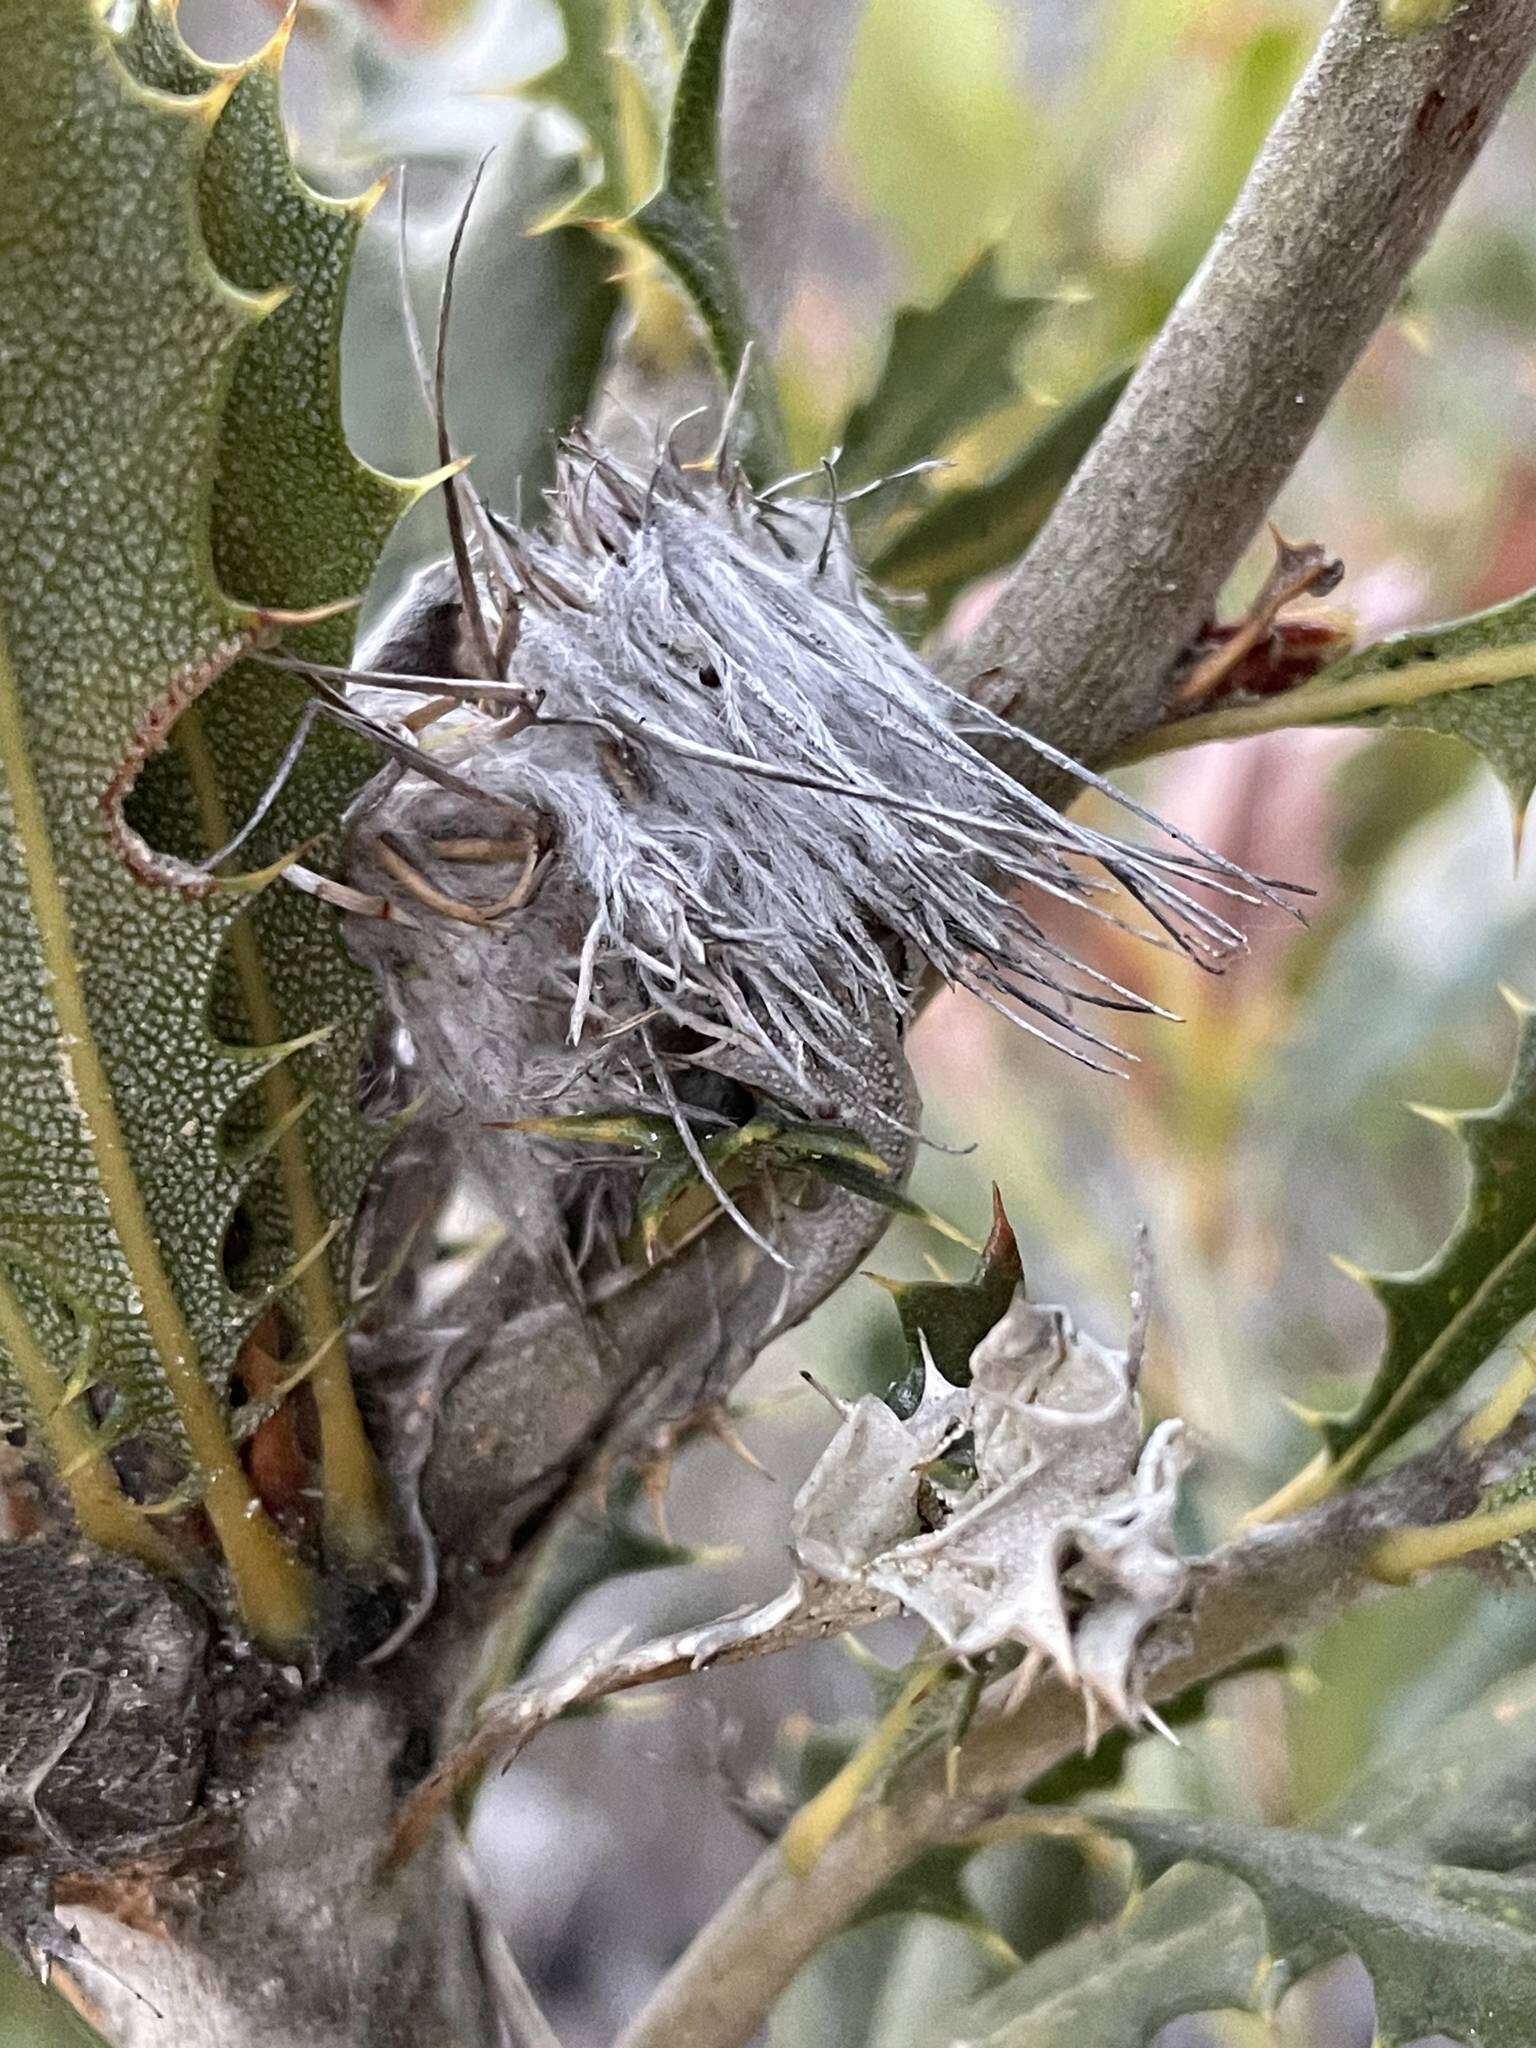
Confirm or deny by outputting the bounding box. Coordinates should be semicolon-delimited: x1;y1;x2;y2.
807;1157;978;1250
962;1659;1536;2047
874;1188;1021;1417
1097;1808;1536;2048
1316;590;1536;815
836;253;1048;491
0;0;416;1639
867;368;1131;623
523;0;657;225
631;0;785;474
120;3;417;1356
1128;586;1536;803
1318;993;1536;1479
950;1866;1264;2048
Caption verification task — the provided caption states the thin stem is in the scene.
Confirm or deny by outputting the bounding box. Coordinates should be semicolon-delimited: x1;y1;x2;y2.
1463;1343;1536;1449
434;155;499;684
1111;640;1536;766
779;1660;939;1876
1369;1493;1536;1581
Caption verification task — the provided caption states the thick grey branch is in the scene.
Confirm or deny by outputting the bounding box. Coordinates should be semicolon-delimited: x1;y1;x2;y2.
615;1424;1527;2048
946;0;1536;777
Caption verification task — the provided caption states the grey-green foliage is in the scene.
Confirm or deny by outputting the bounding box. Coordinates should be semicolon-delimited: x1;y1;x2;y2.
1321;587;1536;814
0;0;433;1642
117;0;415;1367
950;1659;1536;2046
631;0;787;472
0;0;263;1450
943;1866;1264;2048
865;367;1131;625
1102;1807;1536;2048
836;252;1048;490
1316;994;1536;1480
344;139;619;613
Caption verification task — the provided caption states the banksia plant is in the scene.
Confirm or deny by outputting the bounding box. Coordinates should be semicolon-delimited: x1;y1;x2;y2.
11;2;1536;2046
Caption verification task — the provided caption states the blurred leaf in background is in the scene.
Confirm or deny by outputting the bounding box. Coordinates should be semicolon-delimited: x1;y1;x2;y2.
106;2;1536;2043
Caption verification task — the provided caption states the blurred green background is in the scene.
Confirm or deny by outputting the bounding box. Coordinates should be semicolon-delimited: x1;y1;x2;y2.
14;1;1536;2041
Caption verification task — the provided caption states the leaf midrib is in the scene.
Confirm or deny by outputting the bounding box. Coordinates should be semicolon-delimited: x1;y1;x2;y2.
0;617;311;1641
1334;1190;1536;1479
1114;637;1536;763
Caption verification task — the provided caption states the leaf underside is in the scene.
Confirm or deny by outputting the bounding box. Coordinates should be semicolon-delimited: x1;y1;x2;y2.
1101;1808;1536;2048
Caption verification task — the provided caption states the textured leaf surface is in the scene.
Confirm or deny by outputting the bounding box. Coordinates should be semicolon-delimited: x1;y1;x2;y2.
518;0;709;220
1319;994;1536;1480
950;1866;1263;2048
836;252;1047;491
0;0;412;1637
525;0;658;224
1319;590;1536;812
119;3;420;1563
525;0;781;470
868;368;1130;620
1138;585;1536;800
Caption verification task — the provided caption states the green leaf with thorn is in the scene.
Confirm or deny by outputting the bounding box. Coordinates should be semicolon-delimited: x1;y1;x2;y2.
0;0;424;1645
957;1658;1536;2048
870;1187;1022;1417
512;1102;965;1264
1314;590;1536;818
836;250;1049;492
1271;991;1536;1504
499;1110;691;1158
1096;1806;1536;2048
119;0;434;1577
515;0;704;227
867;367;1132;626
631;0;787;476
1121;585;1536;816
521;0;659;226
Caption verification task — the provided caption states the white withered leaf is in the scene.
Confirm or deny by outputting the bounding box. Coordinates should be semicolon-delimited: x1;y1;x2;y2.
790;1294;1189;1732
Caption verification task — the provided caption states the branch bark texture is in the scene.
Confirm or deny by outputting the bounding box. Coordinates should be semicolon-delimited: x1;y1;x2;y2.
615;1428;1516;2048
947;0;1536;778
